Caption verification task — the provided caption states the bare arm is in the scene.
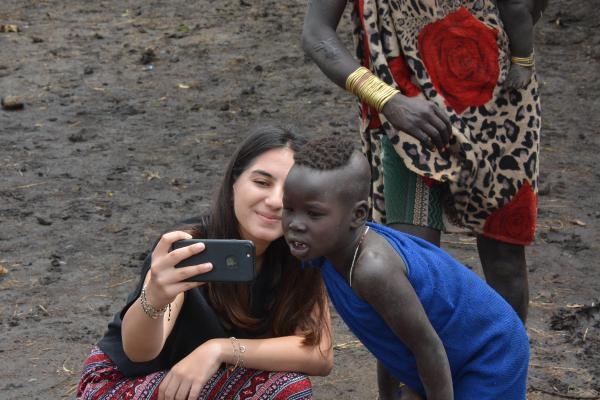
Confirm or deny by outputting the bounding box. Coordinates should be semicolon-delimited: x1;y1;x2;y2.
159;297;333;399
302;0;451;151
498;0;534;57
209;315;333;376
121;231;212;361
353;246;453;400
301;0;358;87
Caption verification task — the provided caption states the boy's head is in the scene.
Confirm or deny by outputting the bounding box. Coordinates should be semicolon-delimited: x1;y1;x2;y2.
291;135;371;202
282;136;371;261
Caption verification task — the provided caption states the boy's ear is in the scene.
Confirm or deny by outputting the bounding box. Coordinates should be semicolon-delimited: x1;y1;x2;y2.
350;200;369;228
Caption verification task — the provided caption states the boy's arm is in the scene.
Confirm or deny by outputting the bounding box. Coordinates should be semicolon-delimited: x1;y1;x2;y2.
353;250;453;400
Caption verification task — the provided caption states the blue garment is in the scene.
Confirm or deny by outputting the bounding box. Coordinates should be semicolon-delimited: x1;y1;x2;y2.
321;222;529;399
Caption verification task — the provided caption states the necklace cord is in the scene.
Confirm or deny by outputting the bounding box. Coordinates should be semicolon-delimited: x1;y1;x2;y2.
349;226;370;287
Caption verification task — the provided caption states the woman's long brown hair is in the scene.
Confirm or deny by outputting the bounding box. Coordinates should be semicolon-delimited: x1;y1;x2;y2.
190;125;328;346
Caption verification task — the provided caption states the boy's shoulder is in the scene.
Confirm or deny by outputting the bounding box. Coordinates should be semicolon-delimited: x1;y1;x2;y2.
353;230;408;287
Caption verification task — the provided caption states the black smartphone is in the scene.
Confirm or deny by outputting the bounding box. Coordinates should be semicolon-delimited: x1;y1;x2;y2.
171;239;256;283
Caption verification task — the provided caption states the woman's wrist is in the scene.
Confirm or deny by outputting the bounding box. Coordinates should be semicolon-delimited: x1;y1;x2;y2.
139;285;172;321
208;337;248;372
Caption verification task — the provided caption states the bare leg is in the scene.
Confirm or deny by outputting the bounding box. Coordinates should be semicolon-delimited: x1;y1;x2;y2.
376;361;402;400
477;235;529;322
378;224;441;399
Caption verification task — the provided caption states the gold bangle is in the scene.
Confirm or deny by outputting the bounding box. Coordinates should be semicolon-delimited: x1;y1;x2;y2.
345;66;371;92
511;54;534;68
345;66;400;112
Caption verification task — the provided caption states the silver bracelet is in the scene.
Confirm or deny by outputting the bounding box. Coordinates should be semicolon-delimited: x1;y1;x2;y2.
140;285;171;321
227;336;246;374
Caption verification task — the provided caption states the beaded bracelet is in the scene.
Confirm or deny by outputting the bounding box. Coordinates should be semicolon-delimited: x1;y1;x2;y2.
140;285;171;321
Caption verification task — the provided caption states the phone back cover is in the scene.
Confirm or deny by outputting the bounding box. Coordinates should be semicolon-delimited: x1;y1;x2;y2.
173;239;256;282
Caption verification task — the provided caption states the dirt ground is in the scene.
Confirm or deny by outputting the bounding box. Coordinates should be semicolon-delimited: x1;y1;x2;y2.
1;0;599;399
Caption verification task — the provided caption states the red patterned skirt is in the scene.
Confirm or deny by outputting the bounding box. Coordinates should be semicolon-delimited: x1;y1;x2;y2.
77;346;313;399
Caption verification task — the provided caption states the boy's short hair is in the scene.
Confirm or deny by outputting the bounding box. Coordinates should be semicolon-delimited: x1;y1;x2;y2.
294;136;357;170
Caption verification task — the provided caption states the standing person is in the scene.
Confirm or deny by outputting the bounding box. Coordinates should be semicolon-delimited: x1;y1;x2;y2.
301;1;541;396
281;136;529;400
76;126;332;400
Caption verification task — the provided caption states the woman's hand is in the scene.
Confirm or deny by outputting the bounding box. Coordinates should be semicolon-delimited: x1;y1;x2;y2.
158;339;224;400
381;94;452;153
145;231;214;307
122;231;214;362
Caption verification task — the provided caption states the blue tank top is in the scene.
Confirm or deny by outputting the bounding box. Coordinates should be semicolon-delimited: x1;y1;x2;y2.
320;222;528;398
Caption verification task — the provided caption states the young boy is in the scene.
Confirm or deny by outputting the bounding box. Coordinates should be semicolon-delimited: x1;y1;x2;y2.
498;0;548;89
282;136;529;399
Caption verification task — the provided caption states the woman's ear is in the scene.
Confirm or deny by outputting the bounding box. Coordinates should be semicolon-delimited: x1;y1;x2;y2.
350;200;369;228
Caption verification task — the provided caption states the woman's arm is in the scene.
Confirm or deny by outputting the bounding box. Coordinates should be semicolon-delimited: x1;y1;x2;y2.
229;297;333;376
215;293;332;376
210;332;332;377
158;297;333;399
121;231;213;361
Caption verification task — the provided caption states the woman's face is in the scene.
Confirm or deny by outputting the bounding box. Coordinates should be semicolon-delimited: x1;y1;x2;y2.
233;146;295;254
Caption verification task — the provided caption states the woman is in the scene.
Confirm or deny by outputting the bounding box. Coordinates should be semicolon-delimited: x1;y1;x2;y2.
77;126;332;400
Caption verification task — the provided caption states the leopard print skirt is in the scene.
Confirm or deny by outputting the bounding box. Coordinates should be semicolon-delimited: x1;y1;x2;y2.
352;0;541;245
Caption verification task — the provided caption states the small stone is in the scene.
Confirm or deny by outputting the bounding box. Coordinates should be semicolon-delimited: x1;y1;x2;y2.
1;96;24;110
36;216;53;226
0;24;20;33
140;47;156;65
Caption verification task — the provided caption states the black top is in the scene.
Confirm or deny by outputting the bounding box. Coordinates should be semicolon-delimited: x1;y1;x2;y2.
98;248;275;377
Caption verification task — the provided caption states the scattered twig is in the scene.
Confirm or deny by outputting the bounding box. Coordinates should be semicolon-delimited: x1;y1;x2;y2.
440;240;476;246
107;278;135;289
530;385;600;399
7;182;47;191
528;326;554;338
333;340;363;350
65;384;78;396
529;363;580;371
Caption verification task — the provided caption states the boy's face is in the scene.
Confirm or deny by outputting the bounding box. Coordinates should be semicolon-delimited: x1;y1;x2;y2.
282;165;354;261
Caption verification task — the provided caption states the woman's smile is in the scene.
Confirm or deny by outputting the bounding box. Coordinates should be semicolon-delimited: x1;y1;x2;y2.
256;210;281;223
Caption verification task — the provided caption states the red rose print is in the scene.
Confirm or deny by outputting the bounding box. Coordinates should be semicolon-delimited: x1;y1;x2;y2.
417;7;499;114
483;181;537;245
388;57;421;98
420;175;440;187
